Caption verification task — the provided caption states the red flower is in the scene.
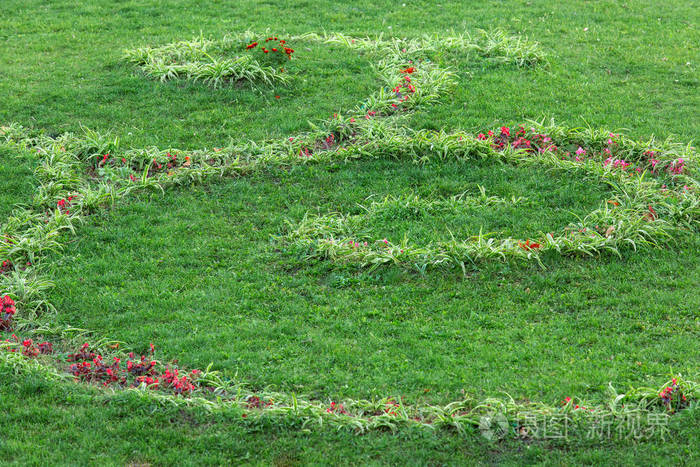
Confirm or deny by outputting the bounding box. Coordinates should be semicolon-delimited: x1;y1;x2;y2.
326;401;349;415
519;239;541;251
644;205;658;221
400;67;415;74
1;294;17;331
38;341;53;354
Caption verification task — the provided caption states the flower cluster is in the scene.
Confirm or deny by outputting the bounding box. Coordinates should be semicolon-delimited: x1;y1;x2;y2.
1;334;52;355
21;338;53;357
667;158;686;175
476;126;691;179
659;378;688;413
326;401;349;415
94;151;193;183
56;195;75;214
383;398;400;416
603;157;631;170
246;395;273;409
518;239;541;251
66;343;201;394
388;67;418;112
0;295;16;331
644;152;687;176
0;260;31;278
347;240;368;248
479;126;556;152
245;36;294;65
97;153;110;167
322;133;335;149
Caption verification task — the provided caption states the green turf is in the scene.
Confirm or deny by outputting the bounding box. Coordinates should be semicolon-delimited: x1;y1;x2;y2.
0;146;37;219
2;0;699;464
1;366;699;465
1;0;697;147
47;165;699;405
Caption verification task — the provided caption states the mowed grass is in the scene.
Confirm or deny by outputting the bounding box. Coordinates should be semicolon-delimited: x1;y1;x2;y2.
0;12;380;148
2;368;699;465
0;146;37;218
47;161;699;405
2;0;699;464
0;0;697;148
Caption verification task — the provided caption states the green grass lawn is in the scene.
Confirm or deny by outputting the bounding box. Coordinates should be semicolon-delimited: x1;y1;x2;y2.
1;0;699;464
2;367;699;465
0;145;37;218
47;162;699;405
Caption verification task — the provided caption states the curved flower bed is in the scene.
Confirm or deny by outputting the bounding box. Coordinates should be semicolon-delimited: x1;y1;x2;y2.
2;331;697;438
283;123;698;272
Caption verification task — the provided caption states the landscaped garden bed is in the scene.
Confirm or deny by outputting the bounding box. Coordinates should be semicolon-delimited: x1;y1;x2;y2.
1;1;698;464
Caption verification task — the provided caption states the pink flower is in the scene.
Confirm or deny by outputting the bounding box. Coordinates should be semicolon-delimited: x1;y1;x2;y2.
669;158;686;174
575;147;586;156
